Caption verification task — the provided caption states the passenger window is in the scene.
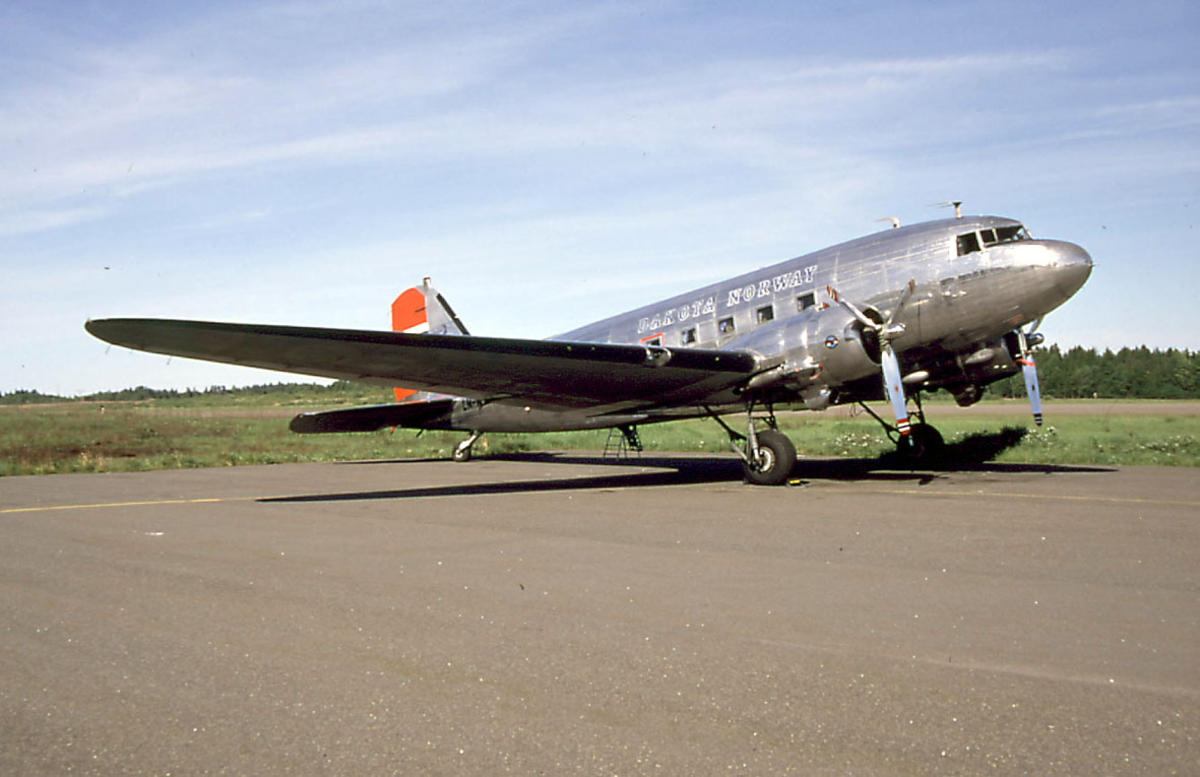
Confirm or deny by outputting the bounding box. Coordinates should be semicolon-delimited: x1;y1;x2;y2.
642;335;663;347
756;305;774;324
681;327;697;345
956;232;981;256
718;316;736;335
797;291;816;311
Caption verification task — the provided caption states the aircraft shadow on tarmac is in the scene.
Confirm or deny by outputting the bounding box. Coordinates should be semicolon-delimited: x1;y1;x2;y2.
260;429;1112;504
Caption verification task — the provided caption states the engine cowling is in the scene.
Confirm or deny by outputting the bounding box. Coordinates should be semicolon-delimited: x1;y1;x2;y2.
806;305;882;386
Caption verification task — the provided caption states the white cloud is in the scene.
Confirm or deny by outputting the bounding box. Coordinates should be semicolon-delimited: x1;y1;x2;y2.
1;9;1085;222
0;205;110;237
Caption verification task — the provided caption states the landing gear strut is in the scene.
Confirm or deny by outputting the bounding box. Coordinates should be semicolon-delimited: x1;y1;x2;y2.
453;431;481;462
857;393;945;464
709;403;797;486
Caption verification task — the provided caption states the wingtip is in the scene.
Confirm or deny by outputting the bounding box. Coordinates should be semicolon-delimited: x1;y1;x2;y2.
84;318;108;337
84;317;125;345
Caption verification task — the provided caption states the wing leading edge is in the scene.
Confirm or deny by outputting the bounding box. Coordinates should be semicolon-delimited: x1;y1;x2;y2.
85;318;760;412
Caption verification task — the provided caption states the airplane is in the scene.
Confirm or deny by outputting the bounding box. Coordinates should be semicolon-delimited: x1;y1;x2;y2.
85;208;1092;485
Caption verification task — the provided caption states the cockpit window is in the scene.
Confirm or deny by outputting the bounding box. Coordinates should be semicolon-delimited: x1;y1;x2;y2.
958;224;1031;256
985;225;1031;246
956;232;981;256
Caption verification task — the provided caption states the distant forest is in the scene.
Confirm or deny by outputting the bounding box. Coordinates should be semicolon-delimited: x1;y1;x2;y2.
0;381;374;405
3;347;1198;405
984;346;1198;399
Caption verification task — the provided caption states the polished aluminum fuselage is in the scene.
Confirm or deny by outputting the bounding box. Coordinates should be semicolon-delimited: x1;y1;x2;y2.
443;215;1091;432
560;216;1089;356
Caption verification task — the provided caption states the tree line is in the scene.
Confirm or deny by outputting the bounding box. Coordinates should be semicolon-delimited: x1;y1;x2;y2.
986;345;1198;399
0;381;369;405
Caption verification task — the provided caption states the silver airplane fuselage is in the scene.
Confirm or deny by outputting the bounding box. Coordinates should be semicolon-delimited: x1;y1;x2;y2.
439;215;1091;433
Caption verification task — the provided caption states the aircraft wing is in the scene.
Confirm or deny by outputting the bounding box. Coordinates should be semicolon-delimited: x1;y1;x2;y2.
85;318;760;412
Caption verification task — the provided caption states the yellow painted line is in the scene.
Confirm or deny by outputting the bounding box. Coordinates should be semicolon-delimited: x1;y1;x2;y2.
851;487;1200;509
0;497;254;515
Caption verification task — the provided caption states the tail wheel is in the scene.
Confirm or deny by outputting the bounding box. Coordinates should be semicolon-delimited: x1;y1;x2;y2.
453;432;481;463
743;429;797;486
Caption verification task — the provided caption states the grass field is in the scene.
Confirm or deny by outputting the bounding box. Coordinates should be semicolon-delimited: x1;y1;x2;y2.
2;392;1197;476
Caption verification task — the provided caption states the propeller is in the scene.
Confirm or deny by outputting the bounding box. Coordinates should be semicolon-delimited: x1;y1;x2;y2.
1015;320;1044;426
828;280;916;435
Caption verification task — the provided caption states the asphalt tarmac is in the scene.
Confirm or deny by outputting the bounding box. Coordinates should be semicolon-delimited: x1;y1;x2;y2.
2;453;1197;774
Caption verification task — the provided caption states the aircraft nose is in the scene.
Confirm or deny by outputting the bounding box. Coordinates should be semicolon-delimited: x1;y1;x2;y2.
1047;240;1093;298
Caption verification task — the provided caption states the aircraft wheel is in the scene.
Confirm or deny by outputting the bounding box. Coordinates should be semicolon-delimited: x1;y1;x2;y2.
897;423;945;464
743;430;797;486
452;442;473;462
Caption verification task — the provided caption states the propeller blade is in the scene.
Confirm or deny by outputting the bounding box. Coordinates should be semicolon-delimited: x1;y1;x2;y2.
827;285;877;329
829;280;916;336
881;344;910;436
1016;330;1043;426
884;279;916;330
1022;359;1043;426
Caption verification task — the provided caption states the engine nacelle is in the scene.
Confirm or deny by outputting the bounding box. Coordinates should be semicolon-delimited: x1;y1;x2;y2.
806;306;882;386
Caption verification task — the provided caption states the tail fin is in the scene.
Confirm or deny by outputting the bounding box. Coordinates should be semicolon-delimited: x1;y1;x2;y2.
390;278;468;402
422;278;470;336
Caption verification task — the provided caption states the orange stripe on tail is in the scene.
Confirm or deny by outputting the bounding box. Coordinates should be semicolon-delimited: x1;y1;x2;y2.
391;287;427;402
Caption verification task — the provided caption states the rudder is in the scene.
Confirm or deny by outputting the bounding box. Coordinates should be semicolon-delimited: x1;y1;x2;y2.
390;278;468;402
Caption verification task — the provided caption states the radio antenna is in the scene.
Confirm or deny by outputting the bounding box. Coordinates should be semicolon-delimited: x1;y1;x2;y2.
929;200;964;219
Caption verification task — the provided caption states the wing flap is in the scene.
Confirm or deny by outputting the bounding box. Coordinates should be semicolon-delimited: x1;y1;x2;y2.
85;318;759;412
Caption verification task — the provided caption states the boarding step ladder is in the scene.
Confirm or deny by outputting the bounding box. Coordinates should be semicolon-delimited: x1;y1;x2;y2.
603;424;643;460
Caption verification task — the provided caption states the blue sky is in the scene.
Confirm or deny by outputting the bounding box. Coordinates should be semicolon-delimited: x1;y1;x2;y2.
3;1;1197;395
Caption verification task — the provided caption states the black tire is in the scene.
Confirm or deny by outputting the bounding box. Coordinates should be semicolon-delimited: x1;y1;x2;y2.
743;429;797;486
896;423;945;464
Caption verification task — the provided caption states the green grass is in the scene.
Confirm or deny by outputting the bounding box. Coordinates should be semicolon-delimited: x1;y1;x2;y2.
773;414;1200;467
587;413;1199;467
3;397;1197;476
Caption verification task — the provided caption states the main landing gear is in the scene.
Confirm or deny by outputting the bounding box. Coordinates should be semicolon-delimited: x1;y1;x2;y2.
857;393;945;464
710;403;797;486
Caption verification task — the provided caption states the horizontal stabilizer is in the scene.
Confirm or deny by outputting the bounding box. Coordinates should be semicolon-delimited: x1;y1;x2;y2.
290;399;456;433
